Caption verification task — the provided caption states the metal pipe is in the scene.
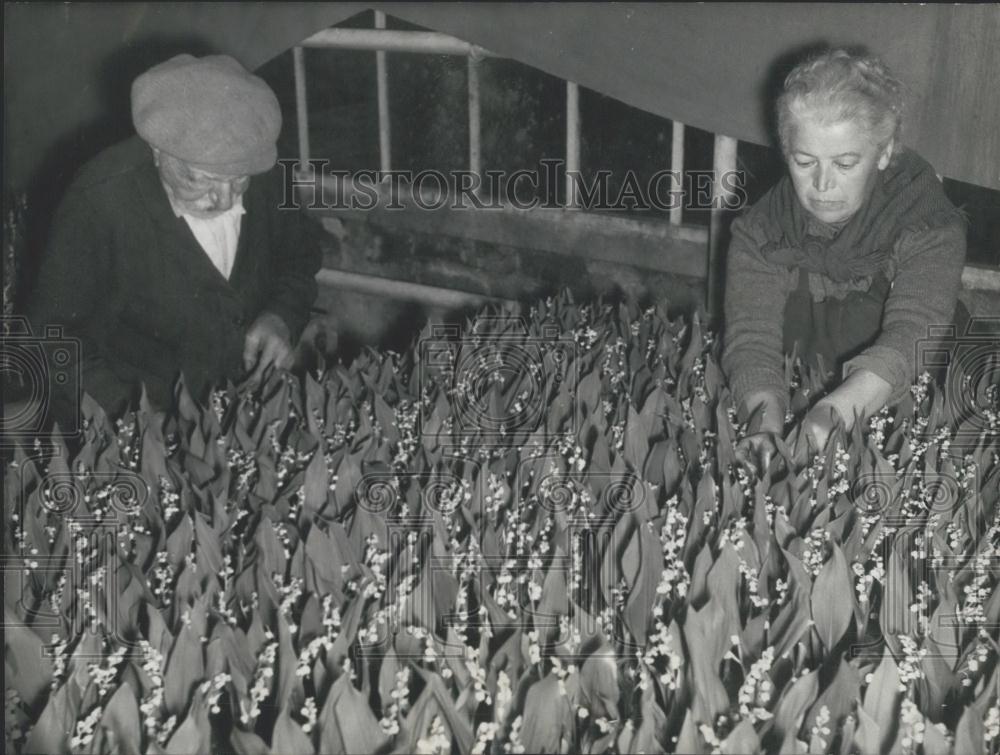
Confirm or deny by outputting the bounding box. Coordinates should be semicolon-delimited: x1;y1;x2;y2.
708;134;739;321
375;12;391;174
316;269;517;308
302;27;496;57
670;121;685;226
292;46;311;171
468;55;482;185
565;81;580;208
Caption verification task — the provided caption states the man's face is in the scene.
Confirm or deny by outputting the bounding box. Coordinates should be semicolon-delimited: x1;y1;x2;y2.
154;150;250;219
786;111;892;225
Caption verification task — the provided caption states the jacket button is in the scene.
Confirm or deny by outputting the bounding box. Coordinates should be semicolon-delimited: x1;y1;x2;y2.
233;315;245;327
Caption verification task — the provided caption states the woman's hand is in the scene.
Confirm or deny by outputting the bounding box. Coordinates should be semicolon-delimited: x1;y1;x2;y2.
735;431;780;475
797;400;843;452
734;390;785;476
796;369;893;452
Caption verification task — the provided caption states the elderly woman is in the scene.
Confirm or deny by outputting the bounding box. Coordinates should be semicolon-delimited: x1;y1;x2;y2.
722;49;967;468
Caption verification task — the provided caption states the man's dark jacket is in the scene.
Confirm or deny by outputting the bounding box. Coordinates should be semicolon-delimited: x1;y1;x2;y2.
28;136;322;419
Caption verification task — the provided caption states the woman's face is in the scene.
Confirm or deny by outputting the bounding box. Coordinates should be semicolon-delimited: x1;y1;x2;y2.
154;150;250;219
786;110;892;225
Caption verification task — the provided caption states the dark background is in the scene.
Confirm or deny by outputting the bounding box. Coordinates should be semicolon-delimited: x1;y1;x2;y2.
5;7;998;313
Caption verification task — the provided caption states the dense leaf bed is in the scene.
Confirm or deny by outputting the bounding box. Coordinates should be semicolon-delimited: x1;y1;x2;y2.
4;293;1000;754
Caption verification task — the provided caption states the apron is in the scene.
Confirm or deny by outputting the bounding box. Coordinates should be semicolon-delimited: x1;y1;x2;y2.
782;267;970;386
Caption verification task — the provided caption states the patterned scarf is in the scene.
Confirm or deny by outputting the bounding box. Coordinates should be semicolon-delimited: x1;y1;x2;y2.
750;149;963;282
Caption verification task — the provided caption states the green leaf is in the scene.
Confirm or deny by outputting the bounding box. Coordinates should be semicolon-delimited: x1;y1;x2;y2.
22;681;74;754
373;392;399;444
862;649;901;750
577;369;602;418
302;442;329;518
3;605;54;709
954;705;983;755
772;551;814;660
720;718;761;754
275;610;304;714
810;543;854;651
165;694;210;755
319;674;388;755
304;525;342;597
163;622;205;717
675;709;707;753
835;714;857;755
684;600;730;724
623;522;661;647
921;717;952;755
255;516;287;578
661;437;684;497
98;680;141;755
804;657;860;742
918;637;960;713
165;513;194;567
628;687;668;753
333;450;362;515
580;645;620;720
852;706;881;755
624;404;650;472
598;511;634;610
879;543;914;658
193;510;223;576
706;542;743;648
536;546;570;645
772;669;819;745
401;670;475;754
377;648;402;714
229;728;272;755
271;704;315;754
520;673;573;753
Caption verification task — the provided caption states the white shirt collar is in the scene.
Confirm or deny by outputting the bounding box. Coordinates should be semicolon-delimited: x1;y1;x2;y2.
164;185;246;221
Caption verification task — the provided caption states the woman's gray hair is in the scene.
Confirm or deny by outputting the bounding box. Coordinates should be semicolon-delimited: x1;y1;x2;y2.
776;49;905;158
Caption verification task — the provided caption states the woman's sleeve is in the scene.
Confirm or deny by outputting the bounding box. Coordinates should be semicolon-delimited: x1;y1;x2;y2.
721;215;793;416
842;221;967;403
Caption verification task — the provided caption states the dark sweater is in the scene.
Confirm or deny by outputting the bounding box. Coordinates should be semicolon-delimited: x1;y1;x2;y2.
722;153;967;415
27;136;322;418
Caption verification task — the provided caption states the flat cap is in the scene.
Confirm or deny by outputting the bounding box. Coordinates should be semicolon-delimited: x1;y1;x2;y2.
132;54;281;176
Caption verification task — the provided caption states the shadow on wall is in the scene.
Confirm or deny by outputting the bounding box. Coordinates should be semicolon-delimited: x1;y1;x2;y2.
15;35;217;309
758;39;833;148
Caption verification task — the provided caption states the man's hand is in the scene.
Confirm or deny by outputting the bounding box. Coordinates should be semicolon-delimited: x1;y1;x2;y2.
242;312;293;388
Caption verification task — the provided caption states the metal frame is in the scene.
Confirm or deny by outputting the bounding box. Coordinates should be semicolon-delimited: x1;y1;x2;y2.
293;17;1000;308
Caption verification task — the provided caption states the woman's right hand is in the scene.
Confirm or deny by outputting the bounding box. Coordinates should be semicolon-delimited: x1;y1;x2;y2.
734;390;785;476
735;431;780;475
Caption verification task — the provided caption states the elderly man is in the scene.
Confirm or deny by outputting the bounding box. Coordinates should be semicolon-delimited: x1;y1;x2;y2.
25;54;321;423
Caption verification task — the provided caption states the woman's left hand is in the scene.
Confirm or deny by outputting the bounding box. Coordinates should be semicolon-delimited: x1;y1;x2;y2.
798;400;845;452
